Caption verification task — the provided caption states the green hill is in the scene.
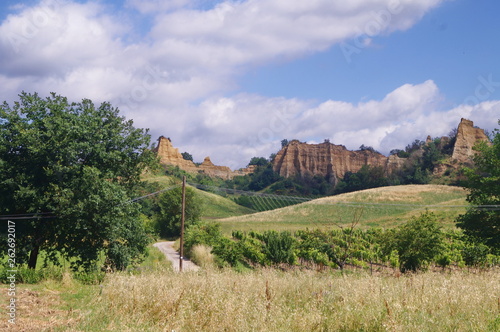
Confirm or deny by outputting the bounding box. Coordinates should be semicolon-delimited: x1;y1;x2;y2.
143;174;255;220
196;189;256;220
214;185;468;234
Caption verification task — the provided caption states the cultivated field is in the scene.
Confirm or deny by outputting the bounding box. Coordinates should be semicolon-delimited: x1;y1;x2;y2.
215;185;468;234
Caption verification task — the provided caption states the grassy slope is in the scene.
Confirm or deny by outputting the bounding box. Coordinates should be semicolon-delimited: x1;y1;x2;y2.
215;184;468;234
196;189;256;220
142;174;255;220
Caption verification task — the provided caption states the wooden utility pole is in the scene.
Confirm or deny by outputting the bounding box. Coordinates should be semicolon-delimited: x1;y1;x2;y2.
179;176;186;272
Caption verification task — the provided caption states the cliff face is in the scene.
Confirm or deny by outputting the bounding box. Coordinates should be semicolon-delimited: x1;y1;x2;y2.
153;136;197;170
153;136;254;179
272;118;491;183
451;118;491;162
272;140;392;185
155;118;490;183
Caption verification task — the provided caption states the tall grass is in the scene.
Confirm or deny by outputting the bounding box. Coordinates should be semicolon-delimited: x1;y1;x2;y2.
78;268;500;331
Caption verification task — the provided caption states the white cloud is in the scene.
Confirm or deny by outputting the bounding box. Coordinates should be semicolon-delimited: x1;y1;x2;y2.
2;0;498;170
174;82;499;168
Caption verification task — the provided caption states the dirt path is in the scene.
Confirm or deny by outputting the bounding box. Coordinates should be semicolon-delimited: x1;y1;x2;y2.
153;241;200;272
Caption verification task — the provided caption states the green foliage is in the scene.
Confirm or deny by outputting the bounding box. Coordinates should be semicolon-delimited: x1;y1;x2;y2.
256;231;296;265
248;156;268;166
461;243;490;267
391;211;445;272
334;165;389;194
456;122;500;251
0;92;157;271
181;152;193;161
73;269;106;285
164;165;191;180
176;218;500;272
358;144;378;153
0;265;65;284
154;186;202;238
422;139;444;172
184;222;225;254
248;164;282;191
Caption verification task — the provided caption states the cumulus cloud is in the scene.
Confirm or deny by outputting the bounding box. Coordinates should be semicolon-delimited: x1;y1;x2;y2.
179;82;499;168
0;0;497;170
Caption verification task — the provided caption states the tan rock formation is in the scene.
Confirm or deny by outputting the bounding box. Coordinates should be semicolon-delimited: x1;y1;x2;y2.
451;118;491;162
153;136;254;179
272;118;490;183
272;140;389;184
153;136;197;170
154;118;489;183
198;156;236;180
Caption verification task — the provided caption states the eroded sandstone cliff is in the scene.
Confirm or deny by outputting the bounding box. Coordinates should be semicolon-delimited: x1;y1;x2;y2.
451;118;491;162
272;118;490;183
272;140;394;185
153;136;254;179
154;118;490;183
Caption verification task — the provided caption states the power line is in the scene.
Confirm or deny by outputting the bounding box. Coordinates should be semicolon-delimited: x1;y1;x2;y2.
128;184;180;202
187;182;500;211
188;183;311;202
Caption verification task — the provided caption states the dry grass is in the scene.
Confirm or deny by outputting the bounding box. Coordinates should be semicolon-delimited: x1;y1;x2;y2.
189;244;216;268
0;273;89;332
77;268;500;331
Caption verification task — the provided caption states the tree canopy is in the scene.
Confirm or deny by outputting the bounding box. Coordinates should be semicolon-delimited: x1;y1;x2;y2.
0;92;158;270
457;122;500;251
154;186;202;239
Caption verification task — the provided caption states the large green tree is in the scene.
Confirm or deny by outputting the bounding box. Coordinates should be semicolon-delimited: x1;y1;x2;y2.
457;122;500;251
154;186;202;239
0;92;158;270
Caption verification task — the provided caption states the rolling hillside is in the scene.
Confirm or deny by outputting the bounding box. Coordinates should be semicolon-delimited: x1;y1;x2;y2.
196;189;256;219
214;185;468;234
143;174;255;219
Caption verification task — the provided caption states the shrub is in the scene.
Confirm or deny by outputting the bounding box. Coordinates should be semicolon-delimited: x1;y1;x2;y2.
462;243;490;267
257;231;296;265
393;211;444;272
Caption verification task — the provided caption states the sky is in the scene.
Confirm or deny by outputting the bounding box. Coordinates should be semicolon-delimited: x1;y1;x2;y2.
1;0;499;170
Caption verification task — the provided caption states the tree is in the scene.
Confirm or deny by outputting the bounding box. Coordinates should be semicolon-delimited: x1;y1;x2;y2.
154;186;202;238
456;123;500;251
421;139;443;171
0;92;157;270
248;156;268;166
181;152;193;161
392;211;444;272
358;144;376;153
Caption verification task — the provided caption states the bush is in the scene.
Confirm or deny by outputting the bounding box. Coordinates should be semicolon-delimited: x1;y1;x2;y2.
393;211;444;272
462;243;490;268
257;231;296;265
0;265;65;284
73;270;106;285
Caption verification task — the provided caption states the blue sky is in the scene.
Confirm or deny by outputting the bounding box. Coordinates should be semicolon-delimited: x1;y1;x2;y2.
0;0;499;169
241;0;500;105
